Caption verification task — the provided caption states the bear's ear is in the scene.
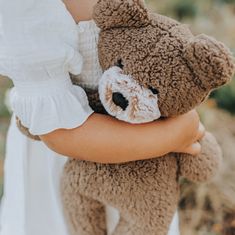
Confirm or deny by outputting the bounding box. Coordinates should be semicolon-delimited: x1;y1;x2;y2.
93;0;150;30
183;34;235;90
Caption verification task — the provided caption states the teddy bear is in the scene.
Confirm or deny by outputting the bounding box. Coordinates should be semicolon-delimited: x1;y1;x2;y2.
60;1;235;235
15;0;235;234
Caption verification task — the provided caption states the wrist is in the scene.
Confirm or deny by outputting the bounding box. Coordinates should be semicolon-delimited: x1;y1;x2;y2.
162;117;187;153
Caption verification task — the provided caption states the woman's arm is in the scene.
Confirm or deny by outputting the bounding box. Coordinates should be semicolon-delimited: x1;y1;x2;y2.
41;110;204;164
63;0;98;22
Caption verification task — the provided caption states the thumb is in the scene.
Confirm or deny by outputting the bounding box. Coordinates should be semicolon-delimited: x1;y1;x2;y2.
184;142;202;156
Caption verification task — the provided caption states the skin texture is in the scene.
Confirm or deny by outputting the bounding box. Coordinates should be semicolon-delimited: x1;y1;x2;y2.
63;0;98;22
61;1;235;235
40;111;202;163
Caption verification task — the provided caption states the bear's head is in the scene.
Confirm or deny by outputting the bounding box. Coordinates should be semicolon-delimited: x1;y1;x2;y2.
93;0;235;123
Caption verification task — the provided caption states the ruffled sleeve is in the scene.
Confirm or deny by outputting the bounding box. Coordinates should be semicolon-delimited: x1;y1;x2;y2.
0;0;94;135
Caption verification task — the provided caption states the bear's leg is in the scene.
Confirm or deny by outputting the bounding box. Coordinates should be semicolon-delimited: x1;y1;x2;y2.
63;191;107;235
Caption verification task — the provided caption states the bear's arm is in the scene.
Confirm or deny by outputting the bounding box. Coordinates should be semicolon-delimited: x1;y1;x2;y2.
83;88;108;115
70;74;107;114
177;132;222;182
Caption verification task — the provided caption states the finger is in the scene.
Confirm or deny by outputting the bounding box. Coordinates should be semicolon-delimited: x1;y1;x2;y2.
184;142;202;156
194;122;205;142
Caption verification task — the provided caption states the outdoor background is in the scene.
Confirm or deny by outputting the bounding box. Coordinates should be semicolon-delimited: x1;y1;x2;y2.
0;0;235;234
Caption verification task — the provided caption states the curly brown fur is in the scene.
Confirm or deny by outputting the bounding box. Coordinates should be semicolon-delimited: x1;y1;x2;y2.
62;160;107;235
62;136;223;235
93;0;150;30
61;1;235;235
62;154;180;235
183;34;235;90
96;12;234;118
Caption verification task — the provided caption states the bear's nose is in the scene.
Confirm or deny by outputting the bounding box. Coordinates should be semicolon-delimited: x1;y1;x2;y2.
112;92;129;111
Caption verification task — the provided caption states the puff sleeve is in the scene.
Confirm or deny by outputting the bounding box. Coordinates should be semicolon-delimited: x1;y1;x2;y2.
0;0;94;135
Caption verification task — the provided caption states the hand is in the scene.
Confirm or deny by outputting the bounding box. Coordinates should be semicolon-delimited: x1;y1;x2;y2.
169;110;205;156
176;122;205;155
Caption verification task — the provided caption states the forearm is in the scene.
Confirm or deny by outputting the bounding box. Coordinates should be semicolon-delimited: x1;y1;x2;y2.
40;113;187;164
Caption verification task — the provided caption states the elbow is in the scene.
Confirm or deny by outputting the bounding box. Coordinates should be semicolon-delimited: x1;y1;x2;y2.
40;131;68;156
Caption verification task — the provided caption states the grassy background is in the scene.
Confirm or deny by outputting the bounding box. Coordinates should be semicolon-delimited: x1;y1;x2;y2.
146;1;235;234
0;0;235;234
0;77;11;198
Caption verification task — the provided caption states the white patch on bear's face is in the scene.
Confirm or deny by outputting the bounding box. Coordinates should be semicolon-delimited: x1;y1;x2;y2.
98;66;161;123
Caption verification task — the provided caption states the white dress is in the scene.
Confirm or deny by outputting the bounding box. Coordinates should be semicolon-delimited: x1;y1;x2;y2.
0;0;180;234
0;0;94;135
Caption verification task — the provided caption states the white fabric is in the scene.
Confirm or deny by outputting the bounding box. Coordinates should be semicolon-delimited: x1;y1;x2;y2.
0;14;180;235
0;20;101;235
76;21;103;89
0;115;69;235
0;0;93;135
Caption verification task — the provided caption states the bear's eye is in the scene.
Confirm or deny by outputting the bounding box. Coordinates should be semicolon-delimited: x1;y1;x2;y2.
149;86;159;95
115;59;124;69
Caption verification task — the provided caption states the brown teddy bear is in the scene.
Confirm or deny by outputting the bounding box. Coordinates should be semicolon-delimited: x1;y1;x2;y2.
60;1;235;235
15;0;235;234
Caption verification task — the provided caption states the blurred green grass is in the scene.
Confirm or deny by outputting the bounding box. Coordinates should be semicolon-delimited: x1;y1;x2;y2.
0;77;11;198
